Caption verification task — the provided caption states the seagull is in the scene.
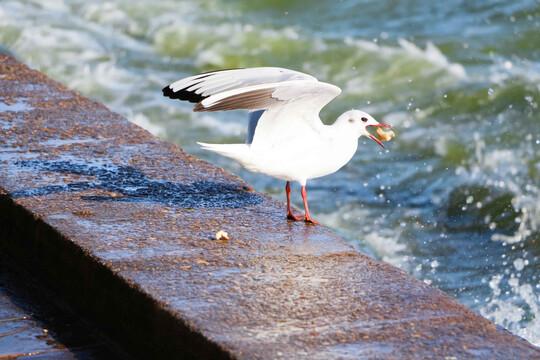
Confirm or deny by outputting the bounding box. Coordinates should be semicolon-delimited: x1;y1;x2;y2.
163;67;391;225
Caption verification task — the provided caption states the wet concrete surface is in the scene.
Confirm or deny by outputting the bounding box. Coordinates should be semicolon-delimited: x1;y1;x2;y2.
0;259;124;359
1;51;539;359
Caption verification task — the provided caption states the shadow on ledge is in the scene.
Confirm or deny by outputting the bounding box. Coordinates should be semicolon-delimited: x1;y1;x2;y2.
11;160;262;208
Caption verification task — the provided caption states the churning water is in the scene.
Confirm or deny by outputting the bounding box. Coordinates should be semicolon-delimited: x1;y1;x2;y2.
1;0;539;345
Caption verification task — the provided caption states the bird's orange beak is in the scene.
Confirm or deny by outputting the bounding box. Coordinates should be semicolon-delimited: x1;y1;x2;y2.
367;123;392;148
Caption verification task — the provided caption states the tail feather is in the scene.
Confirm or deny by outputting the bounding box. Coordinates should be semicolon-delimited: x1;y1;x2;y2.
197;142;251;165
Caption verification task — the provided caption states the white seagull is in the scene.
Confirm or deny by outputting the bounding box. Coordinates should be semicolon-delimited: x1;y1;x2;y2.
163;67;391;225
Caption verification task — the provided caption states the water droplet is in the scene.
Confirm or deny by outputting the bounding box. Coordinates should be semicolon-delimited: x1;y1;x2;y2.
431;260;439;268
508;277;519;287
488;88;494;95
513;258;525;271
489;275;502;295
466;195;474;204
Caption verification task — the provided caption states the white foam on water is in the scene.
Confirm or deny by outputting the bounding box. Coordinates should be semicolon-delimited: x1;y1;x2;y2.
194;114;246;138
399;39;466;79
443;133;540;345
482;273;540;346
343;37;467;80
39;0;68;12
481;147;539;244
362;231;411;272
488;56;540;89
381;111;410;127
69;62;135;98
128;112;164;137
196;48;225;68
79;2;133;28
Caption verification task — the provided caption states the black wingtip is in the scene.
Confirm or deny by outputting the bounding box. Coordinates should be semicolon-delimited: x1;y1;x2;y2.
162;85;176;98
162;85;206;104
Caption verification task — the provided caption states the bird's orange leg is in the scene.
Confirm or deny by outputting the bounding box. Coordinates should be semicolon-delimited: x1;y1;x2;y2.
301;185;321;225
286;181;304;221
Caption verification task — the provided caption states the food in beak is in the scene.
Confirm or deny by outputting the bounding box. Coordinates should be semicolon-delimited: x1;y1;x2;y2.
376;127;395;142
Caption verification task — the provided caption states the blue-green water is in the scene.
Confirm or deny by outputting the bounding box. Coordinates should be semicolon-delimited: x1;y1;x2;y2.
1;0;539;345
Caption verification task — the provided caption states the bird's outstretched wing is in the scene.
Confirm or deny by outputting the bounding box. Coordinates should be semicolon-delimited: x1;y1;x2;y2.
163;67;317;104
163;67;342;147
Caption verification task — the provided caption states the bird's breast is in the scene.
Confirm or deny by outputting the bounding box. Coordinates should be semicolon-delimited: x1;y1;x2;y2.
246;133;358;182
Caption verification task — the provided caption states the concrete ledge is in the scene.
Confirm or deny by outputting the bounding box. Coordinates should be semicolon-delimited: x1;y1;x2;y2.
1;52;538;359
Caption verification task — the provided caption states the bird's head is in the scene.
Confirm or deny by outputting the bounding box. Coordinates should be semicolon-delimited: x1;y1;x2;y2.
336;110;392;148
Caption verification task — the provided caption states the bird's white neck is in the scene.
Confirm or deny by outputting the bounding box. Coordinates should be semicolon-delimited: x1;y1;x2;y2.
319;121;360;169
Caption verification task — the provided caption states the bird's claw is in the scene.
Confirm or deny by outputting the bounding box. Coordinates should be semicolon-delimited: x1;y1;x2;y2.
287;212;304;221
304;217;321;225
287;212;321;225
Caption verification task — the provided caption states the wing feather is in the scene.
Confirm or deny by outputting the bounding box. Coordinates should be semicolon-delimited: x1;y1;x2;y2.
194;84;278;112
193;80;341;116
163;67;317;103
163;67;342;148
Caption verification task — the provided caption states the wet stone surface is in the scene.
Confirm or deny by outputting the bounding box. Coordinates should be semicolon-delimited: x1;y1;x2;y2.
1;52;539;359
11;160;261;208
0;260;123;359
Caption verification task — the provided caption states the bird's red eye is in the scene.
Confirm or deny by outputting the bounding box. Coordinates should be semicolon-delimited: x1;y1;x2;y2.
361;117;368;122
